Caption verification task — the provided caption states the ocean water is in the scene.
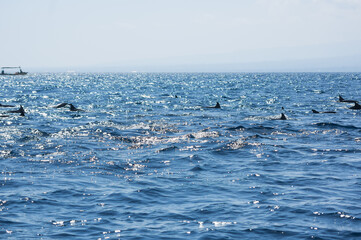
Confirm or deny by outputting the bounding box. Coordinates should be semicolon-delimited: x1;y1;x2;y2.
1;72;361;239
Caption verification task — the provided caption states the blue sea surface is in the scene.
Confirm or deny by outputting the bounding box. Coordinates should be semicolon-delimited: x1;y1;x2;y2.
1;72;361;239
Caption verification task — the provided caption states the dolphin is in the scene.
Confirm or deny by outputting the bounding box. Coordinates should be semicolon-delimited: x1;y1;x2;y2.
279;113;287;120
53;103;84;112
339;95;358;103
0;103;15;108
276;107;288;120
53;103;69;108
312;109;336;114
69;104;84;112
349;102;361;110
7;105;25;116
205;102;221;109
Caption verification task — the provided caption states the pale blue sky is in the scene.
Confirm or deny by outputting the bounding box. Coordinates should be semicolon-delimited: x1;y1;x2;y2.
1;0;361;72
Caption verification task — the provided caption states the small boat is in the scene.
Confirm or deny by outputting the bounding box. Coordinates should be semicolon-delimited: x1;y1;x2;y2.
1;66;27;75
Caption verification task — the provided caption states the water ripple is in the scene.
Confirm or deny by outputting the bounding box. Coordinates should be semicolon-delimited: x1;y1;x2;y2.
1;72;361;239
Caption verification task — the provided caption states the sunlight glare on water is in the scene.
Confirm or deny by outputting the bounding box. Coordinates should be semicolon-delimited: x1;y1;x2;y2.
0;72;361;239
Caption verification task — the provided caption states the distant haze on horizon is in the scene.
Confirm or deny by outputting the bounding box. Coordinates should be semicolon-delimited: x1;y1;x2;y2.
1;0;361;72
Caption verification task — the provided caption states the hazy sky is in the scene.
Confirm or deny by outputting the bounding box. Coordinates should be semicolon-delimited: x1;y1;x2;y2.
1;0;361;71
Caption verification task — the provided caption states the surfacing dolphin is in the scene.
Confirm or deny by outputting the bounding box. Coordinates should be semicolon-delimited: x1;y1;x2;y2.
349;102;361;110
339;95;358;103
69;104;84;112
53;103;69;108
312;109;336;114
279;113;287;120
205;102;221;109
53;103;84;112
7;105;25;116
276;107;287;120
0;103;15;108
